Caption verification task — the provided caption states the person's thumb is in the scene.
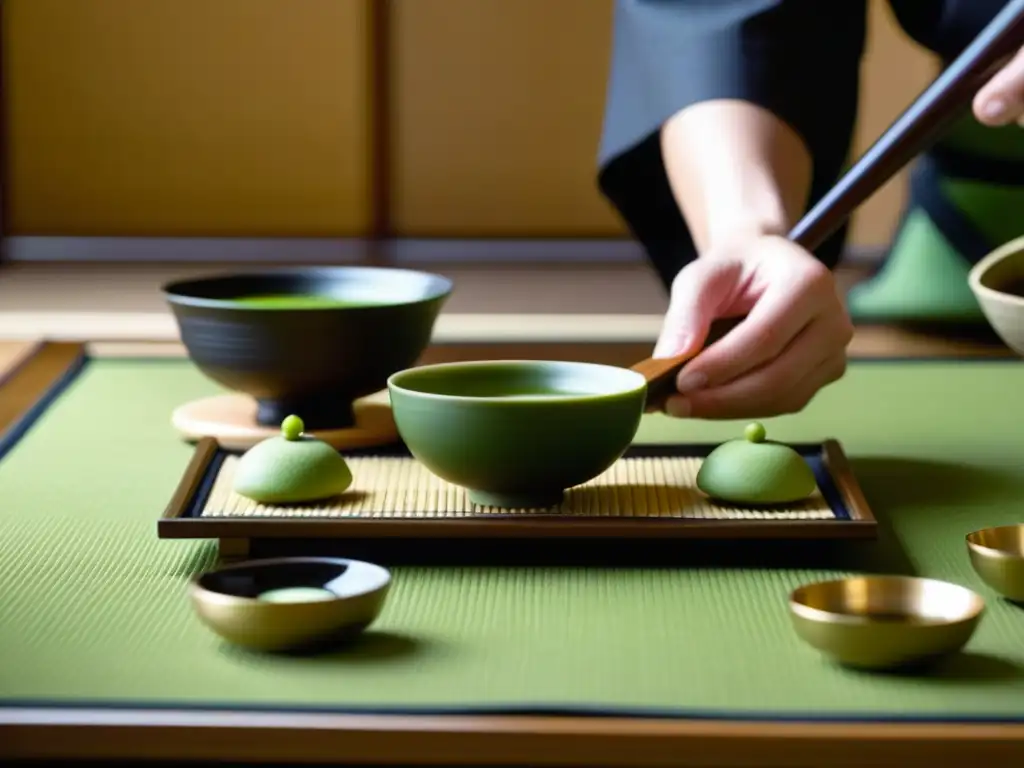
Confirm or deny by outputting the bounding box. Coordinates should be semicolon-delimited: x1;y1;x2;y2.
653;258;741;359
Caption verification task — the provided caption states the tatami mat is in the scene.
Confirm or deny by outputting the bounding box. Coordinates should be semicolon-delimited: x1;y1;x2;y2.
3;357;1024;719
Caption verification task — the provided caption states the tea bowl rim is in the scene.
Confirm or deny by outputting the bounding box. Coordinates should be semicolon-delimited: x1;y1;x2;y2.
386;358;648;406
966;524;1024;559
787;575;985;628
162;265;454;311
189;556;393;609
967;234;1024;308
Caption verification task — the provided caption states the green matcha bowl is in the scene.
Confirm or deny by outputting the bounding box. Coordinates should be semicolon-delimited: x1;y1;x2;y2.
386;360;648;508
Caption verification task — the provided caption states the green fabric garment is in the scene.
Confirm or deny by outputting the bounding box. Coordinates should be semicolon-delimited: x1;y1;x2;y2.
1;357;1024;719
846;209;982;322
847;118;1024;323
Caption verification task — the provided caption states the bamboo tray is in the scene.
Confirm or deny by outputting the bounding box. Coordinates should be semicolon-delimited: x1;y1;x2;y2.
159;438;877;559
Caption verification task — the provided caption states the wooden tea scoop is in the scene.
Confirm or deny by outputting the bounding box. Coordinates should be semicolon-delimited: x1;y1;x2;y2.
632;0;1024;408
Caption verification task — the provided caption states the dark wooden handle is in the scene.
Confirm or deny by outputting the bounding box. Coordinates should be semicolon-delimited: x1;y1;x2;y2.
631;352;694;407
632;319;743;408
789;0;1024;251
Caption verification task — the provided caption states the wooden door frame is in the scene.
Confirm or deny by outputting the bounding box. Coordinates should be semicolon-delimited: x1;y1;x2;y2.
1;0;8;263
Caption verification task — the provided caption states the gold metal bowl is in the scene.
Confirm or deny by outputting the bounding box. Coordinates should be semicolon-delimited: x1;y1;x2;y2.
788;576;985;670
189;556;392;652
966;525;1024;602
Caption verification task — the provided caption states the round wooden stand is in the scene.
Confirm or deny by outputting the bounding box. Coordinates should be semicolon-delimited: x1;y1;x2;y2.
171;390;399;451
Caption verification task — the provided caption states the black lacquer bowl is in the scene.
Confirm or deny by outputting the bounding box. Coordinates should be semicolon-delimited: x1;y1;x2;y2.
163;266;453;429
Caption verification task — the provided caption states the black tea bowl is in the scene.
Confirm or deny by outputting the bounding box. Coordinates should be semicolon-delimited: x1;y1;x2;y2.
164;266;453;429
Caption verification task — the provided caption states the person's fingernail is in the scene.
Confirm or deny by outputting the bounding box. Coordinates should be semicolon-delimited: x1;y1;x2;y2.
983;98;1009;121
674;370;707;394
664;396;691;418
653;336;687;359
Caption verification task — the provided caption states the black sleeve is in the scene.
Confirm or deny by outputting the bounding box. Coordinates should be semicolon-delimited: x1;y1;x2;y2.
597;0;869;289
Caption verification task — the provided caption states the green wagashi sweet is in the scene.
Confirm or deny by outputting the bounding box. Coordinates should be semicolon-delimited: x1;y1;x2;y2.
233;415;354;504
696;422;816;504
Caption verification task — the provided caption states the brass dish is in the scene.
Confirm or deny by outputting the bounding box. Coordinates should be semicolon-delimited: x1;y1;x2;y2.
189;556;392;652
966;524;1024;602
788;576;984;670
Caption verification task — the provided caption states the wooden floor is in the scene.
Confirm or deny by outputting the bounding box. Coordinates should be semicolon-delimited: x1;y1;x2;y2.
0;259;1015;359
0;260;670;315
0;257;892;315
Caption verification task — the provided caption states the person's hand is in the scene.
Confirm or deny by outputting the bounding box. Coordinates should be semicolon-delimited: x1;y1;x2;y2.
652;234;854;420
974;45;1024;126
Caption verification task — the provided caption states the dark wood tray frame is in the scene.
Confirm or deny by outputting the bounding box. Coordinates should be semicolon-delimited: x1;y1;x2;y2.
159;436;878;559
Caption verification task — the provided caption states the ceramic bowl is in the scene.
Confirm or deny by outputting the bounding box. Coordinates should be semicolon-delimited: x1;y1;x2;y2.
968;234;1024;356
966;524;1024;602
788;576;984;670
164;267;452;430
189;556;392;652
387;360;647;508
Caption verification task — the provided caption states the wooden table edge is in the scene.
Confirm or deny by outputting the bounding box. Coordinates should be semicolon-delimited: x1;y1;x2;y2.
0;340;85;444
2;707;1024;765
0;339;40;375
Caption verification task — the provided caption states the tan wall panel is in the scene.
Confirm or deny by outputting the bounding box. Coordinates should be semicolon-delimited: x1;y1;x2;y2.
4;0;372;236
391;0;624;237
392;0;939;245
849;0;939;248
